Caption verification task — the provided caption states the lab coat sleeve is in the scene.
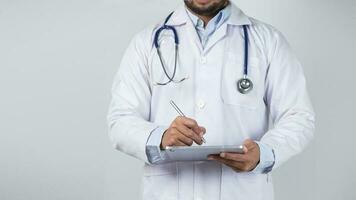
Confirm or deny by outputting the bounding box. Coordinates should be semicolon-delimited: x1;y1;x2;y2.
261;30;315;170
107;31;158;164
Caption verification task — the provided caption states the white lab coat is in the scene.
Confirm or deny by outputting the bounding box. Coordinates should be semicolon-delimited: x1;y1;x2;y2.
108;3;315;200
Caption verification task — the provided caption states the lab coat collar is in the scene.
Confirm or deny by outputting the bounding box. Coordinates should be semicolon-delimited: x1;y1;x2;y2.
227;4;252;26
165;3;251;27
165;5;188;26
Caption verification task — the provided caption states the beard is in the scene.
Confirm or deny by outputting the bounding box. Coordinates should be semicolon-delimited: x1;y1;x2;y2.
184;0;229;17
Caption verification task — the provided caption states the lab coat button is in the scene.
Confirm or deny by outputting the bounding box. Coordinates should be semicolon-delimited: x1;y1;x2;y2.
200;56;207;64
196;100;206;109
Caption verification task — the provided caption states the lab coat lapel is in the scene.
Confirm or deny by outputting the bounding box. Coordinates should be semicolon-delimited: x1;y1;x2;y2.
203;4;252;53
203;23;228;54
185;18;204;53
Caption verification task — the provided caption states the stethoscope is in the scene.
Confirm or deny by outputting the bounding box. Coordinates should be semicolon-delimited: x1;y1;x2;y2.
153;12;253;94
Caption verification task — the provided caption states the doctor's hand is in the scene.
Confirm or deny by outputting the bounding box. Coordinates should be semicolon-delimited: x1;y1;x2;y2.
208;139;260;172
160;116;206;150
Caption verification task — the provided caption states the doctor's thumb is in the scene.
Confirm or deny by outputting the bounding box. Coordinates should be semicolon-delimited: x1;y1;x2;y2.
242;146;249;154
243;139;255;153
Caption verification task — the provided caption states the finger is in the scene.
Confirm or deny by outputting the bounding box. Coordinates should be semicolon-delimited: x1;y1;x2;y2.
208;156;246;171
164;131;187;147
220;152;247;162
176;117;204;138
243;146;248;154
176;133;194;146
195;126;206;137
174;140;187;146
200;126;206;135
208;155;239;165
242;139;258;154
191;126;206;137
175;117;206;143
209;156;244;170
243;139;255;150
177;117;200;131
168;128;192;146
207;155;222;160
175;125;202;145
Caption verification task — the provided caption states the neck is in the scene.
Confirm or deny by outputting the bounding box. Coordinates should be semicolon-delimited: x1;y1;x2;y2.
199;15;214;27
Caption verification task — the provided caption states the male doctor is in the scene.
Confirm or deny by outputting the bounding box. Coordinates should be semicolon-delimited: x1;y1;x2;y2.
108;0;315;199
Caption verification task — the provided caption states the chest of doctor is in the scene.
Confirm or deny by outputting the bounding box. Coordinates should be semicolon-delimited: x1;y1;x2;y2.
147;24;270;146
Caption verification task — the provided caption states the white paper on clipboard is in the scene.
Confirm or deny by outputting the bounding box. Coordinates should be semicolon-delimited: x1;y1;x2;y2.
164;145;244;162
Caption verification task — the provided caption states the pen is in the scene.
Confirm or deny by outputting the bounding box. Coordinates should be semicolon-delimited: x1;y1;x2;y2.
169;100;206;144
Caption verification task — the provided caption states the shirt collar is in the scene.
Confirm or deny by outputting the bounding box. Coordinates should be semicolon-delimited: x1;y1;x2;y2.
185;3;230;29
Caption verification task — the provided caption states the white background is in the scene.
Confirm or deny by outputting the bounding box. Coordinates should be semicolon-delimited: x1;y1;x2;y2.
0;0;355;199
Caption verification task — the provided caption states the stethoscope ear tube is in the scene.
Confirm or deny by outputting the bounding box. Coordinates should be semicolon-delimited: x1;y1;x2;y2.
154;12;178;49
154;25;179;49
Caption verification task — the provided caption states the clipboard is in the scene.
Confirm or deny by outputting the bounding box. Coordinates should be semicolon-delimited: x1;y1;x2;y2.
164;145;244;161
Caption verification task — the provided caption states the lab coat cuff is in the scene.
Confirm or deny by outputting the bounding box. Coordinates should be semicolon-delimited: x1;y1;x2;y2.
252;141;275;174
145;126;168;164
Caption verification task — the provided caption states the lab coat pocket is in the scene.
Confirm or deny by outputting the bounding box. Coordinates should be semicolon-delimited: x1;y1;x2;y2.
221;56;261;110
221;166;273;200
142;163;178;200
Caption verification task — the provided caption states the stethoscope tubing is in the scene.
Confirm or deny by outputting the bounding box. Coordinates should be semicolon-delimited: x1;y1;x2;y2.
242;25;249;77
153;12;252;93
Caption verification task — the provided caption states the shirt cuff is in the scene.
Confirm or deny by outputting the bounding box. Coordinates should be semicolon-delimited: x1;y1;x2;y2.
145;126;168;164
252;141;275;173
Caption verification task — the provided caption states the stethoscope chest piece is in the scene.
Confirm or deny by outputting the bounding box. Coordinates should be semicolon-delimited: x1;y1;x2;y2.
237;76;253;94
